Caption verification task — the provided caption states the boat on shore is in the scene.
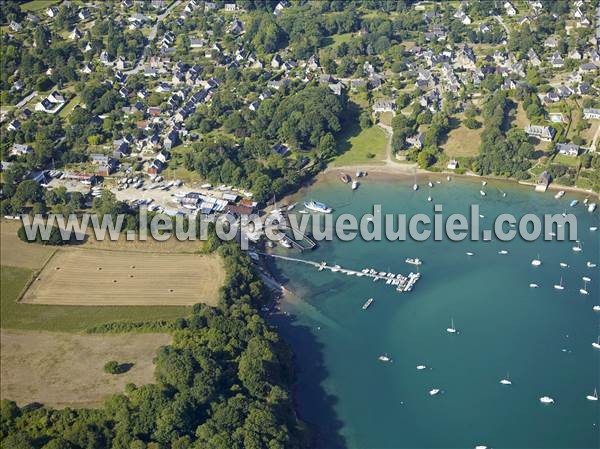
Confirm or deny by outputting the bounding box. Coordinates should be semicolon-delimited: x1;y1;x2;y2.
304;200;333;214
554;190;565;199
340;173;351;184
362;298;374;310
287;202;297;211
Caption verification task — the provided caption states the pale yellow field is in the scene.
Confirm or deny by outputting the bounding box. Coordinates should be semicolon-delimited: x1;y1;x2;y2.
442;123;482;157
1;329;170;408
21;248;224;306
1;220;56;269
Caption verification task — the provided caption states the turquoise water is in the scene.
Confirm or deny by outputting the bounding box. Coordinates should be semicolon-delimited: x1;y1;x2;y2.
270;177;600;449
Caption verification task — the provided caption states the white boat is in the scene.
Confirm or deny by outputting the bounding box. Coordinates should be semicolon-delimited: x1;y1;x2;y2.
475;446;488;449
298;210;308;214
362;298;374;310
587;261;597;268
427;195;432;202
593;305;600;312
304;200;333;214
580;280;589;295
405;258;422;266
498;250;508;255
428;181;433;188
356;170;362;178
559;262;569;268
446;318;458;334
572;241;583;252
287;202;297;211
479;214;485;218
569;199;578;207
588;203;597;212
413;183;418;191
482;181;487;186
500;373;512;385
554;277;565;290
480;190;486;196
586;388;598;401
378;354;392;362
429;389;441;396
529;283;539;288
583;276;591;282
531;255;542;266
351;181;359;190
416;365;427;370
590;227;598;232
466;252;474;256
447;176;451;181
280;239;292;249
593;337;600;350
554;190;565;199
539;396;555;404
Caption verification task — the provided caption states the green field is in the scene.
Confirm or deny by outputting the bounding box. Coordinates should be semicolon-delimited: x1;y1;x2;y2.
59;95;80;118
20;0;60;12
553;154;580;167
322;32;355;49
1;266;189;332
331;124;387;167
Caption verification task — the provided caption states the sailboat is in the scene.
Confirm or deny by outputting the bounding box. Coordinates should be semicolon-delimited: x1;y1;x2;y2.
529;283;539;288
554;277;565;290
531;254;542;266
580;280;589;295
427;190;432;202
593;337;600;350
586;388;598;401
572;241;583;252
480;189;486;196
498;250;509;255
378;354;392;362
446;318;458;334
482;181;487;186
428;180;433;188
416;364;427;370
559;262;569;268
587;261;597;268
593;305;600;312
500;372;512;385
429;388;441;396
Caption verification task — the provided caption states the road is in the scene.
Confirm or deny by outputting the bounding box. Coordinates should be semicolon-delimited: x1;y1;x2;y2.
493;15;510;38
125;0;183;74
591;123;600;152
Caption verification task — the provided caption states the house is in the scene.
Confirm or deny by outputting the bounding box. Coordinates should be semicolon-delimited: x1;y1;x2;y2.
228;19;244;35
144;67;158;77
156;149;171;163
100;50;112;65
579;63;597;74
81;62;93;74
447;159;458;170
583;108;600;120
78;8;91;21
9;21;22;32
556;143;580;157
525;124;555;141
503;1;517;16
204;1;217;11
406;133;425;149
248;100;260;111
272;143;290;156
328;82;343;96
273;0;289;16
10;144;32;157
121;0;133;8
164;130;179;150
536;171;551;192
527;48;541;66
148;159;165;175
113;139;130;157
271;54;282;69
479;23;491;34
46;6;59;18
7;120;20;132
544;36;559;48
224;3;237;11
70;27;82;40
267;79;288;90
556;84;572;98
372;99;396;113
549;53;564;68
190;38;204;48
568;49;582;60
453;9;471;25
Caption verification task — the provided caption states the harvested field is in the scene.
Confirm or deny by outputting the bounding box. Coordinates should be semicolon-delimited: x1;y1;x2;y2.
22;248;224;306
442;122;482;157
0;329;170;408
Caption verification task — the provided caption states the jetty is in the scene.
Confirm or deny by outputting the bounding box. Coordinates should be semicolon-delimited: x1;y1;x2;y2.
259;253;421;293
278;225;317;251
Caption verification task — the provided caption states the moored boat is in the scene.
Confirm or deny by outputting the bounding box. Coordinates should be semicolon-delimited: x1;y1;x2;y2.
539;396;555;404
362;298;374;310
352;181;359;190
304;200;333;213
554;190;565;199
340;173;351;184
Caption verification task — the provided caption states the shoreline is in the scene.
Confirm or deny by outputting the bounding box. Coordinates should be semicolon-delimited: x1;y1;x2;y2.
323;164;599;199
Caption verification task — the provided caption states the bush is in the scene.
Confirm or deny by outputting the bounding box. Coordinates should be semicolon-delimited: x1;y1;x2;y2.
103;360;132;374
463;117;481;129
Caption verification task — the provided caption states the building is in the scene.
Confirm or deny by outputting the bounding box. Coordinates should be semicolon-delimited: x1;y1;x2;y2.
447;159;458;170
556;143;580;157
525;124;555;141
536;171;551;192
10;144;32;157
583;108;600;120
372;99;396;113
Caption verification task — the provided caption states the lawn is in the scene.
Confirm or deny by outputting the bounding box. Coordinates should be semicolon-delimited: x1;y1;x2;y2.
379;111;394;127
331;124;387;167
20;0;60;12
553;154;580;167
442;122;482;157
58;95;81;118
322;32;355;50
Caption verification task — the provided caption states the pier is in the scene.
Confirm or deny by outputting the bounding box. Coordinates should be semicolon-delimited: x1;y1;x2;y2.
278;225;317;251
259;253;421;293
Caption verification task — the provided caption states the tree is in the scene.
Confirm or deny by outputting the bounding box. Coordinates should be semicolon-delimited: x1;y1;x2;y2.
359;111;372;130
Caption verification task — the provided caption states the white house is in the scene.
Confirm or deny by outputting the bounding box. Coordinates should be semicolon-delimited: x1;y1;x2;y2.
583;108;600;120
